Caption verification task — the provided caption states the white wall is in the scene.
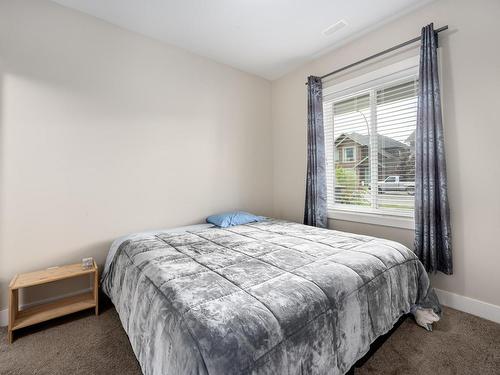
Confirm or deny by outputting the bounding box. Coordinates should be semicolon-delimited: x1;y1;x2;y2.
272;0;500;307
0;0;273;310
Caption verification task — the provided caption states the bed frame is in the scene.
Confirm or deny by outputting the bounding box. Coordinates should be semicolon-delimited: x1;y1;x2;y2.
346;314;409;374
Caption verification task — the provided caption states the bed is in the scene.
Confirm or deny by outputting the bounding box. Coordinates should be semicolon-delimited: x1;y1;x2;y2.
101;218;440;375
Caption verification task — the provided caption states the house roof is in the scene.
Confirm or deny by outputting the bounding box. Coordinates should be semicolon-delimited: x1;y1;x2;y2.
406;130;415;144
335;132;409;149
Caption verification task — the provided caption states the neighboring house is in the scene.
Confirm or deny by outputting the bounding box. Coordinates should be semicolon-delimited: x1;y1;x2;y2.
334;132;414;186
406;130;416;153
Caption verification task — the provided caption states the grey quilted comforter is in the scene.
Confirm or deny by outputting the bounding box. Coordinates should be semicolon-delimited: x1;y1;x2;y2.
101;219;439;375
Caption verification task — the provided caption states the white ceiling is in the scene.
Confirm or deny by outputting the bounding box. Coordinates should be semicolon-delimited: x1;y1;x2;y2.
51;0;433;80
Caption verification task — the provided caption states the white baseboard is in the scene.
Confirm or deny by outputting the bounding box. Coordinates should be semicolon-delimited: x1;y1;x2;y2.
0;308;7;327
0;287;93;327
435;288;500;324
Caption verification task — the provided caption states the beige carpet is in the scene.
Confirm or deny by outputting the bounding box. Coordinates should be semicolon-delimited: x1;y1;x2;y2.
1;299;499;375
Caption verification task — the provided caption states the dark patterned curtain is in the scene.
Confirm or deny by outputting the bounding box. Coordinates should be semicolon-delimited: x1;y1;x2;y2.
304;76;327;228
414;23;452;274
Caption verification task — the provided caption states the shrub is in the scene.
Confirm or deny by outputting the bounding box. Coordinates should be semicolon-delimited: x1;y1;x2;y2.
335;166;369;206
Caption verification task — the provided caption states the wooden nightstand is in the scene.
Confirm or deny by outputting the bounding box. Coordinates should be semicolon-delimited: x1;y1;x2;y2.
8;261;98;343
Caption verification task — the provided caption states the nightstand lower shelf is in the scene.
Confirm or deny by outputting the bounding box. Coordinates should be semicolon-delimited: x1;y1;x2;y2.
11;292;96;331
8;261;99;343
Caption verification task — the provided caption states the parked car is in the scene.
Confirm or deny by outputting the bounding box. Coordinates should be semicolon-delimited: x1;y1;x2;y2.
378;176;415;195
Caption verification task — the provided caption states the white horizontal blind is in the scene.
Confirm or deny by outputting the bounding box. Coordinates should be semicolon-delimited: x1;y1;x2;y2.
324;77;418;217
376;80;418;213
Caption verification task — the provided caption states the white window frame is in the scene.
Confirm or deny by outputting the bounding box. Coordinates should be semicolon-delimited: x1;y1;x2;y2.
324;56;419;229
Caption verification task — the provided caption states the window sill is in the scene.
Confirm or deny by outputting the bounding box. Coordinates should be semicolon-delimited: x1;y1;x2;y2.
328;208;415;230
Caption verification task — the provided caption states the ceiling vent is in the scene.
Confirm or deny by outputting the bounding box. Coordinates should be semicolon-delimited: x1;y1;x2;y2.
323;19;348;36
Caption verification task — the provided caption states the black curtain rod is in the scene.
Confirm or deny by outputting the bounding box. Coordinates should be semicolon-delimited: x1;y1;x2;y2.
305;25;448;85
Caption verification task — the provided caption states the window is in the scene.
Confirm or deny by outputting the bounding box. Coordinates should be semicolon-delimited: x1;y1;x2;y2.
343;147;356;162
323;58;419;228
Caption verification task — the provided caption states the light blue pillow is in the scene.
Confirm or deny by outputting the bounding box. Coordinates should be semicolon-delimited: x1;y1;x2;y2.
206;211;265;228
